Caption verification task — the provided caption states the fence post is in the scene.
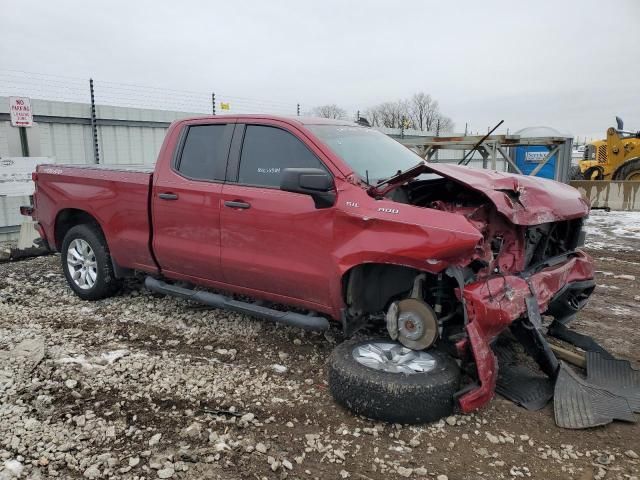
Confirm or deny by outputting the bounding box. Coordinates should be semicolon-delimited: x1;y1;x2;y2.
212;93;216;115
435;119;441;162
89;78;100;164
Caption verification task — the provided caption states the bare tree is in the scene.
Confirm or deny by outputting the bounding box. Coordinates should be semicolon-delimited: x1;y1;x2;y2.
311;104;347;119
435;114;453;133
372;100;411;128
364;107;382;127
410;92;437;131
361;92;454;133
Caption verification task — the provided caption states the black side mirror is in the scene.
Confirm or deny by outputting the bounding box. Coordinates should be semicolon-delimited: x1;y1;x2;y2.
280;168;336;208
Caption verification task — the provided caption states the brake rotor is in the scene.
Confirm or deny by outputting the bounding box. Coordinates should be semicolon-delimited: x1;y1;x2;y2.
386;298;439;351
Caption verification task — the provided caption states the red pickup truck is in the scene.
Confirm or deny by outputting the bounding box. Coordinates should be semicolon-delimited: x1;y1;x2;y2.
24;115;595;423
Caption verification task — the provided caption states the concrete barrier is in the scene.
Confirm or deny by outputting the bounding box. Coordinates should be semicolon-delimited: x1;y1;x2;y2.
570;180;640;211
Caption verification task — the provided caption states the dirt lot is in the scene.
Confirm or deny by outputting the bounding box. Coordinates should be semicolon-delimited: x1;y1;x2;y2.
1;221;639;479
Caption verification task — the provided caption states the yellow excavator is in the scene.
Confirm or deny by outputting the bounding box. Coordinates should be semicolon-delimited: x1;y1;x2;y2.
579;117;640;180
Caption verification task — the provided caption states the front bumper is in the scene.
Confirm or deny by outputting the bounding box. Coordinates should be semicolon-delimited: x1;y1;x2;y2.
455;250;595;412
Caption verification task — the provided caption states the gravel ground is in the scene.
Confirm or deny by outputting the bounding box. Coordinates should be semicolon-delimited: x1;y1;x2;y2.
1;239;639;479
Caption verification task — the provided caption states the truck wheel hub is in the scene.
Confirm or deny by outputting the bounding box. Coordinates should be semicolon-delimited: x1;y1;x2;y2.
398;312;424;340
386;298;439;351
352;341;437;374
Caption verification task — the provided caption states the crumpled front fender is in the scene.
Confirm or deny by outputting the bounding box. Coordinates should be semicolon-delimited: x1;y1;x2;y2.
457;250;595;412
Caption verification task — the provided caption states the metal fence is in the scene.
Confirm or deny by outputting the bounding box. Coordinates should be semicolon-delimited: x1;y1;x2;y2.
0;70;316;238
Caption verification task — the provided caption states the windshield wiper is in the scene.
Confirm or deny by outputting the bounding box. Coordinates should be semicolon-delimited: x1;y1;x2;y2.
366;161;425;195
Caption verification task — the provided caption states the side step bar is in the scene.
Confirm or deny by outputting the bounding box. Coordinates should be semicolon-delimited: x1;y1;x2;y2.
144;276;330;331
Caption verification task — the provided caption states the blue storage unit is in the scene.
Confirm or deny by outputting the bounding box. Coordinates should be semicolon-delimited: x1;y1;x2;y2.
514;145;557;179
512;126;571;180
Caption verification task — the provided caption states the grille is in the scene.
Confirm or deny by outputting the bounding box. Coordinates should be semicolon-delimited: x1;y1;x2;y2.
597;145;607;163
524;219;582;269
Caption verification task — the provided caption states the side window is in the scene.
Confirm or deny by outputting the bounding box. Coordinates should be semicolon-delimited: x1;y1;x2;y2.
238;125;326;187
177;124;228;180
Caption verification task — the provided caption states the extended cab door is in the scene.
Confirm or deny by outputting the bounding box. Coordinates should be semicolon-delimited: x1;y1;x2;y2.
220;123;336;308
151;121;234;281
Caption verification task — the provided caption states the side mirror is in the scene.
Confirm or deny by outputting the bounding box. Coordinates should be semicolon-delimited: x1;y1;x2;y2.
280;168;336;208
616;116;624;130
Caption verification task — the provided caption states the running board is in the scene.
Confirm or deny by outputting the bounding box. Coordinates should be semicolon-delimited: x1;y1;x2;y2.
144;276;330;331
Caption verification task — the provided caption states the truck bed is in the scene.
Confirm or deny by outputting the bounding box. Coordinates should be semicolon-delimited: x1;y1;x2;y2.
34;163;157;272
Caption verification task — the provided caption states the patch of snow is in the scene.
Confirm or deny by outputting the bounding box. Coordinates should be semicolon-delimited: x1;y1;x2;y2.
585;210;640;252
271;364;287;373
613;274;635;281
609;305;632;316
57;349;130;369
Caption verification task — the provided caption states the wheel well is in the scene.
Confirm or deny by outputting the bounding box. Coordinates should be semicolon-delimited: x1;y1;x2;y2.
342;263;421;316
54;209;102;250
583;166;604;180
612;157;640;180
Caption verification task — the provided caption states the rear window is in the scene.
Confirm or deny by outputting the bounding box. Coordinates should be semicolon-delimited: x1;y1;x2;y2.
177;125;229;180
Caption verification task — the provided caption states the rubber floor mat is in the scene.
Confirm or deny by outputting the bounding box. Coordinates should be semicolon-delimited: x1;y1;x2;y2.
494;341;554;411
586;351;640;412
547;321;614;359
554;363;636;429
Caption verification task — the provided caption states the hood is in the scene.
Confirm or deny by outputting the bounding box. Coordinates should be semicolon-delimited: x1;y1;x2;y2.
374;162;590;226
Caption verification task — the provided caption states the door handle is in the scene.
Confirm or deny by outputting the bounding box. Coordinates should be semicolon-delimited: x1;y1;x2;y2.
158;193;178;200
224;200;251;209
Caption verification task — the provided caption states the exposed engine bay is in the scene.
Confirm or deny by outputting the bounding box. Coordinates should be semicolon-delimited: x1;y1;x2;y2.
379;176;588;350
345;167;595;412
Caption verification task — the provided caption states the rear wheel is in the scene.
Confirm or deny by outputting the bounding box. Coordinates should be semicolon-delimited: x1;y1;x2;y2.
61;224;122;300
328;338;461;424
612;158;640;181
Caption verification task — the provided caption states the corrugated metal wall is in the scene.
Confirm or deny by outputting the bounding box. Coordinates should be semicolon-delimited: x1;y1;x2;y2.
0;97;197;239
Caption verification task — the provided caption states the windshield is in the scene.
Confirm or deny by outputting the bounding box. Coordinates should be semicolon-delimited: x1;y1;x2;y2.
307;125;423;182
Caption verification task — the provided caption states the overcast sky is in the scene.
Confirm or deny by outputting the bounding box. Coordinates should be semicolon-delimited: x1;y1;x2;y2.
1;0;639;140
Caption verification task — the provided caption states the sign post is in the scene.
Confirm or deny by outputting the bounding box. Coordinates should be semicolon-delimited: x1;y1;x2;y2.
9;97;33;127
9;97;33;157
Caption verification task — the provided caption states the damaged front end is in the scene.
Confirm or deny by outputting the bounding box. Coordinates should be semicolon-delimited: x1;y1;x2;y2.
375;162;595;412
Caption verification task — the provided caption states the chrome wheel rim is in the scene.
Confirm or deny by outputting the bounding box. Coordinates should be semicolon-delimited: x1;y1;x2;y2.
66;239;97;290
352;341;436;374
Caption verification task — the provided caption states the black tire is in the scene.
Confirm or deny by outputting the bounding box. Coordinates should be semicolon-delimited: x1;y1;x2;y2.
612;158;640;181
328;339;461;424
61;224;122;300
583;166;604;180
569;165;582;181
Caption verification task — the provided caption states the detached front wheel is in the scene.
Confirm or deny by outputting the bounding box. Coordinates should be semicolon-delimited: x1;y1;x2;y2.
328;339;461;424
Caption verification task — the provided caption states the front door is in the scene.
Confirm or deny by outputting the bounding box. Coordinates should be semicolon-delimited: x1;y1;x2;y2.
220;123;335;307
152;122;234;281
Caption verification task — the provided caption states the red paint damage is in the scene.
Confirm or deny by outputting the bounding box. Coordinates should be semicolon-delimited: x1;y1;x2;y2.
377;162;594;411
27;115;595;413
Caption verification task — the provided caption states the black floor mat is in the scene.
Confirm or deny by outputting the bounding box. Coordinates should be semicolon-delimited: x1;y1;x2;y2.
554;362;637;429
547;321;614;358
586;351;640;412
494;341;554;411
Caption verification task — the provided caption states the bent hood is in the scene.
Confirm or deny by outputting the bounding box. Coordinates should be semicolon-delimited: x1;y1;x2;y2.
378;162;590;225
